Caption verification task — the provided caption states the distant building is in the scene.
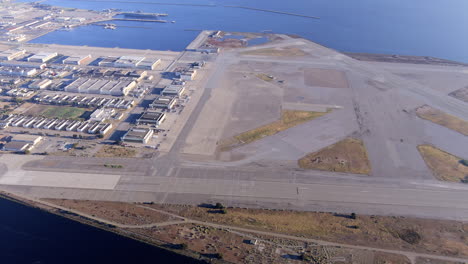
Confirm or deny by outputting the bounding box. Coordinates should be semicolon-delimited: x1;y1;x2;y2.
64;78;137;96
137;58;161;70
161;85;185;96
179;69;197;81
98;56;118;67
89;108;115;122
70;17;86;23
63;54;92;65
114;56;145;68
136;111;166;126
28;52;58;63
0;66;37;77
11;134;43;145
2;141;31;152
28;79;52;90
0;49;26;61
149;96;176;109
121;127;154;144
55;17;70;22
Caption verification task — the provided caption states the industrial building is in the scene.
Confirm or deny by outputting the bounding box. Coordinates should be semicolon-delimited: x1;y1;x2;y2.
98;56;118;67
0;66;37;77
114;56;145;68
28;79;52;89
0;49;25;60
6;88;35;97
0;61;46;69
89;108;115;122
34;93;134;109
174;66;197;81
11;134;43;145
136;111;166;126
149;96;176;109
2;141;31;152
161;85;185;96
2;134;43;152
28;52;58;63
64;78;137;96
137;58;161;70
63;54;92;65
121;127;154;144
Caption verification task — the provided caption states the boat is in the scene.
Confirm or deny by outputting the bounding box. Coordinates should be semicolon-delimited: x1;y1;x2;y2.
104;24;116;30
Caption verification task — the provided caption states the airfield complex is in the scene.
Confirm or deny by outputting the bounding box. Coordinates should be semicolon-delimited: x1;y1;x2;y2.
0;1;467;262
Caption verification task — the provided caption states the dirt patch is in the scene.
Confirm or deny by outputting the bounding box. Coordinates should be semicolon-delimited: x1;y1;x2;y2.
304;68;349;88
45;199;174;225
241;47;308;57
416;105;468;136
219;110;330;151
416;257;465;264
298;138;371;175
150;204;468;258
417;145;468;183
449;86;468;103
94;145;136;158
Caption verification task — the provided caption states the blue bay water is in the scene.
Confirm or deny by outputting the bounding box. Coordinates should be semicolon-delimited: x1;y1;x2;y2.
20;0;468;62
0;197;201;263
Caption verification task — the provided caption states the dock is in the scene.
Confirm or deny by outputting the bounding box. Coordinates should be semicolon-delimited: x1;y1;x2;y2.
120;12;168;17
103;18;168;23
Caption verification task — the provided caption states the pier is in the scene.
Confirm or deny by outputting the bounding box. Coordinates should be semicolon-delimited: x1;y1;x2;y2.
102;18;168;23
224;5;320;19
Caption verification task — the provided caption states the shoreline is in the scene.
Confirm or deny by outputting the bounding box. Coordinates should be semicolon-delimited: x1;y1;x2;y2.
0;191;209;263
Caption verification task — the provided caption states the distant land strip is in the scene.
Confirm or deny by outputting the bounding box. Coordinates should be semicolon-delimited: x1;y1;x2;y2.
224;5;320;19
64;0;217;7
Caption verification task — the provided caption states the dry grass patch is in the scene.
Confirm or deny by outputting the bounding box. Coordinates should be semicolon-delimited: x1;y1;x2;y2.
416;105;468;136
298;138;371;174
241;47;308;57
220;110;330;151
150;204;468;258
255;73;274;82
417;145;468;183
94;145;136;158
45;199;173;225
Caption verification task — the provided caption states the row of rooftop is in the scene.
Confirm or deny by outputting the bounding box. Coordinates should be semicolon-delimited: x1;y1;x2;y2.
0;115;113;135
0;49;162;70
34;93;135;109
64;77;137;96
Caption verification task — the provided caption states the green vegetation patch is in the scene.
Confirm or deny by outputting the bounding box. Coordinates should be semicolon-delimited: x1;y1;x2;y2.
104;164;123;169
26;105;89;120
